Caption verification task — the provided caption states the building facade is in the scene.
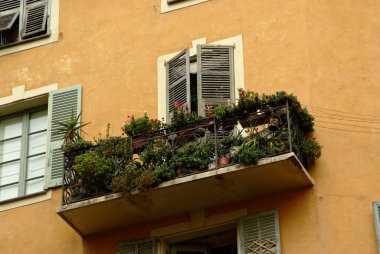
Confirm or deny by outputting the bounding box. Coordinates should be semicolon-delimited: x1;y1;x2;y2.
1;0;380;253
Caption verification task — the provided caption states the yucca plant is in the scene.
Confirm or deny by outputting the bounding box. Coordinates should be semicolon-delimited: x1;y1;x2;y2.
53;111;90;145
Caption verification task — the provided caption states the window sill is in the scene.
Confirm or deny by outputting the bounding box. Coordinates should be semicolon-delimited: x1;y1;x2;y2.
161;0;208;13
0;32;51;50
0;190;52;212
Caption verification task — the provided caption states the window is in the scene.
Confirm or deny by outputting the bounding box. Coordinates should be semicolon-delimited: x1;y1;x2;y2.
373;202;380;253
161;0;208;13
0;0;52;49
158;36;244;122
0;85;82;203
118;209;281;254
0;108;47;201
118;238;157;254
239;210;281;254
167;45;234;120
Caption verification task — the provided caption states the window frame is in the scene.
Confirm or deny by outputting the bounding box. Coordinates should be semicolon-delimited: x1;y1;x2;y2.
161;0;208;13
373;202;380;254
0;105;48;202
0;0;59;56
157;35;245;123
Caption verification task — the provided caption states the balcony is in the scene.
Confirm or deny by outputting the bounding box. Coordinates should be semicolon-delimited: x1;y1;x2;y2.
57;105;316;236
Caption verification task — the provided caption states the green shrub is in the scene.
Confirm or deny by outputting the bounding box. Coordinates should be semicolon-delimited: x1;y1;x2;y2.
110;163;140;193
63;138;93;154
171;141;213;171
301;138;322;166
140;139;171;166
154;164;175;183
72;150;116;194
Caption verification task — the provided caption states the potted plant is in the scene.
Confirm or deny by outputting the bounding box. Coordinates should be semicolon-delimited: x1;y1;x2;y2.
232;136;265;165
170;102;206;131
52;111;90;145
171;141;213;175
210;103;238;130
122;112;166;148
217;144;231;166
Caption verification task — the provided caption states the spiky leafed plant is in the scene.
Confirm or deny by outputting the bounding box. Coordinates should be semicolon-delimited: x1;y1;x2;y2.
52;111;90;145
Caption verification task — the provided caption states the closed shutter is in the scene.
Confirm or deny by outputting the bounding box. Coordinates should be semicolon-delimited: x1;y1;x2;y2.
0;0;20;32
45;85;82;188
239;209;281;254
373;202;380;254
166;49;190;121
197;45;234;116
22;0;49;37
118;238;157;254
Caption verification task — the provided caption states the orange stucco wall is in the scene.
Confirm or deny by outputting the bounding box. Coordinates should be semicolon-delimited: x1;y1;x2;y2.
1;0;380;253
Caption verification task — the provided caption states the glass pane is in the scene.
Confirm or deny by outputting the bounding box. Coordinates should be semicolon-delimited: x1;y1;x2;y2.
0;138;21;163
28;132;47;156
0;116;22;140
27;155;45;179
29;110;48;133
26;178;44;195
0;184;18;201
0;161;20;185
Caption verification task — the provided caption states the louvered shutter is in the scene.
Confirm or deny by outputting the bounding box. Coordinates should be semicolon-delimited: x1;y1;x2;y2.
45;85;82;188
22;0;49;38
118;238;157;254
197;45;234;116
239;210;281;254
0;0;20;32
167;49;190;121
373;202;380;254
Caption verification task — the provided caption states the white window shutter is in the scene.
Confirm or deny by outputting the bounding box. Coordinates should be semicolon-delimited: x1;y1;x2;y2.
118;238;157;254
373;202;380;253
22;0;49;38
197;45;234;116
239;209;281;254
0;0;20;32
166;49;191;121
44;85;82;189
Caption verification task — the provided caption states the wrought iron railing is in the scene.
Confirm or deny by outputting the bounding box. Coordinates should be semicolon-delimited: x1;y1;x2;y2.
62;105;304;205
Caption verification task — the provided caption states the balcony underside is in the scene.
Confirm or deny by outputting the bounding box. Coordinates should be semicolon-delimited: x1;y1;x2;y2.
57;152;313;236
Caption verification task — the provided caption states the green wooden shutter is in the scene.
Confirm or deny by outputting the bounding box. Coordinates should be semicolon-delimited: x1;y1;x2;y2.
45;85;82;188
197;45;234;116
0;0;20;32
373;202;380;254
166;49;190;121
239;209;281;254
118;238;157;254
22;0;49;38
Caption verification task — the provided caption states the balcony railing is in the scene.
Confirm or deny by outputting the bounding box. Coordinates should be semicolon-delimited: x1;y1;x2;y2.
62;105;306;205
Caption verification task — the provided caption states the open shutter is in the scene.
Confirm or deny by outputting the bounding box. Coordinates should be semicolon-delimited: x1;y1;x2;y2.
45;85;82;188
373;202;380;253
239;209;281;254
166;49;190;121
118;238;157;254
22;0;49;38
197;45;234;116
0;0;20;32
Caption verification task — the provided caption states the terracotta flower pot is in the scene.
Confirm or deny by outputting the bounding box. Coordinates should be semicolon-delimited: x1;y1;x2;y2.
218;156;231;166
